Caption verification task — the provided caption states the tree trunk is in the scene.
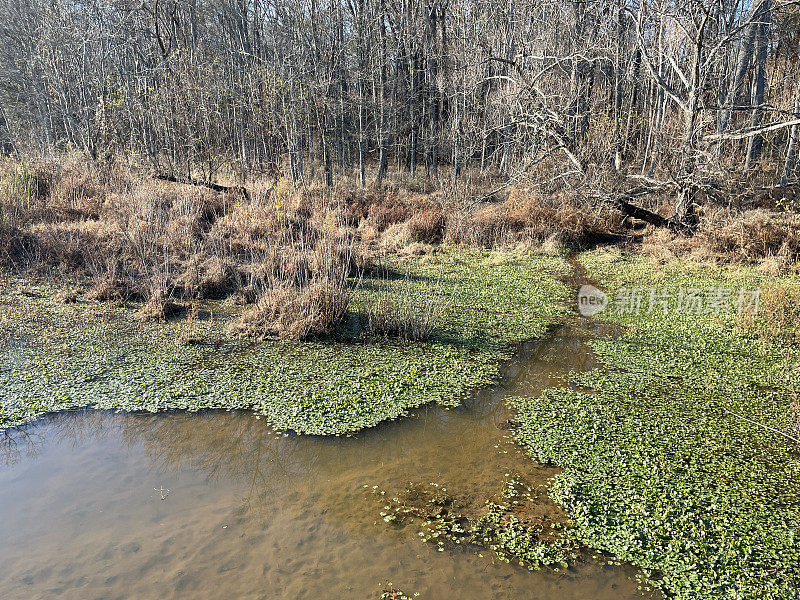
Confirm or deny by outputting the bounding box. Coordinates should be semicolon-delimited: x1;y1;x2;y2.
427;1;439;180
780;70;800;186
745;0;771;170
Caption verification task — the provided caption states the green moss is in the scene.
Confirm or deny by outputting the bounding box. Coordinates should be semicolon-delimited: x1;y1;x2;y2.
510;250;800;599
0;248;571;434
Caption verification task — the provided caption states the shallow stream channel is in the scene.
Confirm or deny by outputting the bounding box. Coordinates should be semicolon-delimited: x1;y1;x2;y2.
0;323;657;600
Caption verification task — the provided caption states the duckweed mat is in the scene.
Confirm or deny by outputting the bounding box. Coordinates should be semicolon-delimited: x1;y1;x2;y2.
510;250;800;599
0;250;571;434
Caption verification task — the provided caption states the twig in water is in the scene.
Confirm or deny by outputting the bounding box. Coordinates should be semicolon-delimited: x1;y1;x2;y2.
722;408;800;445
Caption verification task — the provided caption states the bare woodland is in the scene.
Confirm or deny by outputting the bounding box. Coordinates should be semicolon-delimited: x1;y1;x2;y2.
0;0;798;202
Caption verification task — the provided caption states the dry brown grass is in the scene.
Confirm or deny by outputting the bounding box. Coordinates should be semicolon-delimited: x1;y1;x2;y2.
641;206;800;265
0;222;31;268
788;393;800;441
407;208;445;243
0;159;369;339
233;279;349;340
737;282;800;344
229;211;356;340
85;276;133;303
175;254;238;298
339;186;414;231
361;276;447;342
3;157;797;341
53;287;79;304
699;209;800;262
362;296;438;341
136;289;183;322
445;187;620;249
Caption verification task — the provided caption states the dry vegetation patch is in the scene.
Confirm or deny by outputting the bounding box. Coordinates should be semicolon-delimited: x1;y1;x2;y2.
232;278;349;340
446;187;622;249
361;278;447;342
3;159;798;342
641;203;800;266
737;281;800;344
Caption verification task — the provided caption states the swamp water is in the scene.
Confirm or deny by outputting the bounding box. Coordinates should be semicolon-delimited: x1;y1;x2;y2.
0;326;654;600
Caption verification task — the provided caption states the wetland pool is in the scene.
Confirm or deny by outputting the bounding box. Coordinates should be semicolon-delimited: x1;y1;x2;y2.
0;326;655;600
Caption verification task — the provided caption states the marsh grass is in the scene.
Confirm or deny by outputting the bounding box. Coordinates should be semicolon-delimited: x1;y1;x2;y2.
737;281;800;344
445;187;622;249
641;206;800;264
2;158;798;342
361;274;450;342
0;161;370;339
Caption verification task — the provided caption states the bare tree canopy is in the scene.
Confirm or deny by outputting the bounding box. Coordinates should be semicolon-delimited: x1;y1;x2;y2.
0;0;798;197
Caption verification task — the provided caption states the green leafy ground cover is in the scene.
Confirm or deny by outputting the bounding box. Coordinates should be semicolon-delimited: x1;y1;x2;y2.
510;249;800;599
0;249;571;434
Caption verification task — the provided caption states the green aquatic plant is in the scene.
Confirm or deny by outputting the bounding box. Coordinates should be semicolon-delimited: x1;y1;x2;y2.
374;477;578;572
0;249;571;434
510;250;800;599
379;588;418;600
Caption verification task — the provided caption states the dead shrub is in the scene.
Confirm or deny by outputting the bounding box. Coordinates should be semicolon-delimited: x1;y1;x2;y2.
233;278;349;340
334;185;420;232
407;208;445;243
367;199;413;231
340;187;387;226
136;289;183;322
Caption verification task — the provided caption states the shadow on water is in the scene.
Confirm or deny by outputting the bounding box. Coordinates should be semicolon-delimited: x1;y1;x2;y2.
0;324;657;600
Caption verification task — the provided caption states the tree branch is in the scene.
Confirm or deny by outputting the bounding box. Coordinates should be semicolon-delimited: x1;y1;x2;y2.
705;118;800;141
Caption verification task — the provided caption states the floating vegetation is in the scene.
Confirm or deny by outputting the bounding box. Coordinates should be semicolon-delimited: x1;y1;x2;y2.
371;475;578;572
510;250;800;599
379;588;418;600
0;249;571;434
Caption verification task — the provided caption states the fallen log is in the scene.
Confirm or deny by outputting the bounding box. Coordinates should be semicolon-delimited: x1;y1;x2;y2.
154;174;251;201
599;190;693;233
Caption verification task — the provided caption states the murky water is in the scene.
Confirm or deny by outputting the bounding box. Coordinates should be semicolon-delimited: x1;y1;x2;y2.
0;327;653;600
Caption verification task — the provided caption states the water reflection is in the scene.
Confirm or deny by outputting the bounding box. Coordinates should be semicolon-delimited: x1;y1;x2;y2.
0;427;44;467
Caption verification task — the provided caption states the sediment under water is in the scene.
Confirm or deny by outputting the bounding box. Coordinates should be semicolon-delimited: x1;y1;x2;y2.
0;326;656;600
